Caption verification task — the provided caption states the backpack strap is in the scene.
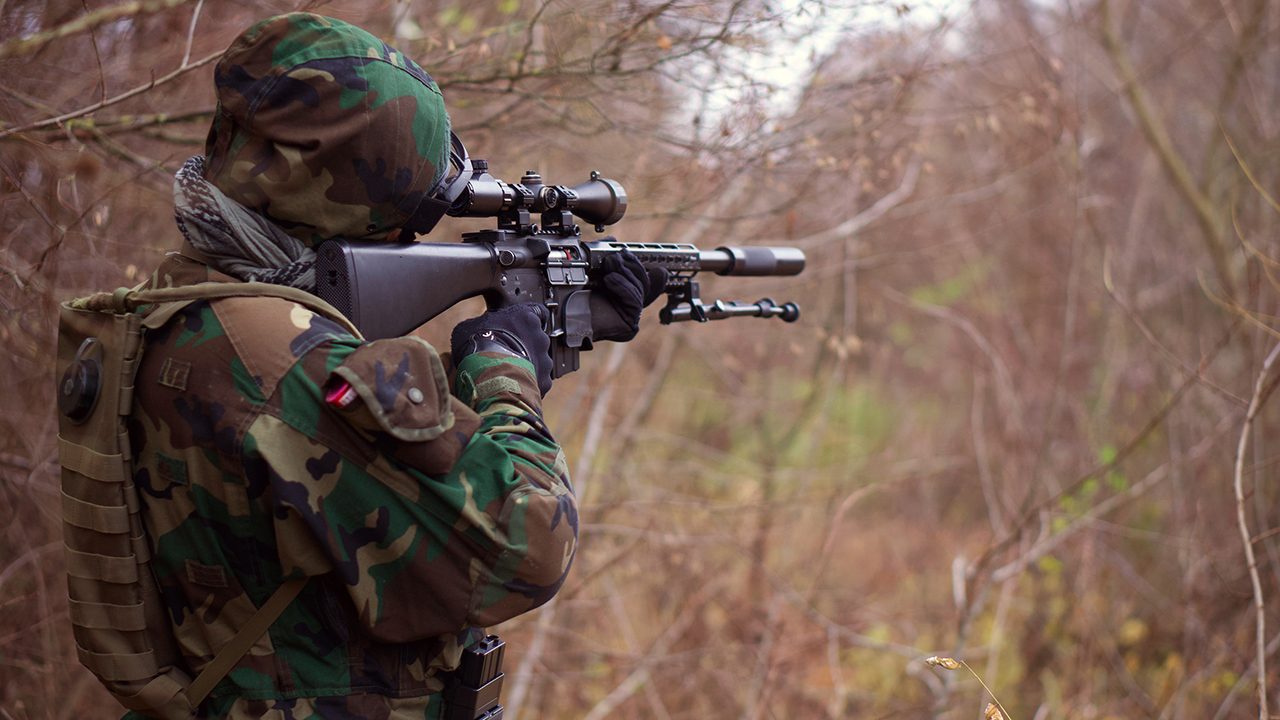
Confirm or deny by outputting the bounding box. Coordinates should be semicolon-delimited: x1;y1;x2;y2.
186;577;309;707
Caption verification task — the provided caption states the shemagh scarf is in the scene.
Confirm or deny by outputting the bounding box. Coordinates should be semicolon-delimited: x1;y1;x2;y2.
173;156;316;290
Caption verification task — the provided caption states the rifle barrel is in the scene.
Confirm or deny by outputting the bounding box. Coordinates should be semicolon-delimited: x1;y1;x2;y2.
590;242;805;276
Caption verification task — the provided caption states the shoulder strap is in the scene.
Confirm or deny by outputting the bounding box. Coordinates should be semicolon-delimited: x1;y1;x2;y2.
186;578;309;707
72;282;363;339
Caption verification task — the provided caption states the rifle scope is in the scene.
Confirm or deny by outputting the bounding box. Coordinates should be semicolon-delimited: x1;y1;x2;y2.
448;161;627;229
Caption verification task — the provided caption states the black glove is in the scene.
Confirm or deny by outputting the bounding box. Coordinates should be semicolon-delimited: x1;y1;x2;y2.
451;304;553;396
589;250;669;342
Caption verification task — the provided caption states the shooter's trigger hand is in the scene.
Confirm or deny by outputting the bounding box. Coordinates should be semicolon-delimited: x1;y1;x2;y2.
451;304;554;397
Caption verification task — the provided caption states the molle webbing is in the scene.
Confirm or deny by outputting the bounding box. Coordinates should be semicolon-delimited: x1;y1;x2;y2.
58;304;170;692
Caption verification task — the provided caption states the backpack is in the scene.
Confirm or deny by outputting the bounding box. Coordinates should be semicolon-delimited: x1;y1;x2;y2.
55;281;360;718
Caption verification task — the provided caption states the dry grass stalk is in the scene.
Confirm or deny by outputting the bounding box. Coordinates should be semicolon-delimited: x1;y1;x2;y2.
925;655;1013;720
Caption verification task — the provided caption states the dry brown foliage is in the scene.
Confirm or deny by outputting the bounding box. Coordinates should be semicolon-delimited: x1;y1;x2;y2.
3;0;1280;718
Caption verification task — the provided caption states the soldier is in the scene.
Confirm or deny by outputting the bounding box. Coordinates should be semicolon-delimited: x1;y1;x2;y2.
121;12;661;718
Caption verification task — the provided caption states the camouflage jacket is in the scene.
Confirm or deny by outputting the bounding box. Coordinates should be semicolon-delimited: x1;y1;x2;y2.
125;252;576;718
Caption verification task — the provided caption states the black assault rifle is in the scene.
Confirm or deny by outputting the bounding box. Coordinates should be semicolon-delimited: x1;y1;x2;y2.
314;153;805;377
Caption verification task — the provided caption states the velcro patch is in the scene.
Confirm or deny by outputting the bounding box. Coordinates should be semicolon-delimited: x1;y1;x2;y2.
158;357;191;390
185;559;228;588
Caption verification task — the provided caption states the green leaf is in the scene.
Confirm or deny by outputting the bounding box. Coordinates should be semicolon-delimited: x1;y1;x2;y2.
1037;554;1063;575
908;262;989;307
1098;444;1118;465
1080;477;1099;499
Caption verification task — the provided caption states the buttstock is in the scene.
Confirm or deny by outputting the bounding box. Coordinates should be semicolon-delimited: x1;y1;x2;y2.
315;240;500;340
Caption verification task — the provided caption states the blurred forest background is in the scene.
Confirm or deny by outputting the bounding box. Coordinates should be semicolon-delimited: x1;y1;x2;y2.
3;0;1280;717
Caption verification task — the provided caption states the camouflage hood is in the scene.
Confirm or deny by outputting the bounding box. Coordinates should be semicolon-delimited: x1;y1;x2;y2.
203;13;451;245
173;154;317;289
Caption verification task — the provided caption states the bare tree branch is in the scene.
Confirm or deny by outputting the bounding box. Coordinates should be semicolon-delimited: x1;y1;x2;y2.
1234;341;1280;720
791;158;921;249
29;109;214;142
0;0;192;60
183;0;206;66
965;319;1241;598
580;579;718;720
1099;0;1235;297
991;415;1227;584
0;49;220;140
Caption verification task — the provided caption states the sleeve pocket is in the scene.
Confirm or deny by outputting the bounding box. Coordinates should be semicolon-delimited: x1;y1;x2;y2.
331;337;481;475
331;337;453;441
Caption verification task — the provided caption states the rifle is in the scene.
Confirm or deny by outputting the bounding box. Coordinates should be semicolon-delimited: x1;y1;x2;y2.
314;150;806;377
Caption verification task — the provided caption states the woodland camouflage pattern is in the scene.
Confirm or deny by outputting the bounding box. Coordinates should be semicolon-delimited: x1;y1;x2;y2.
203;13;451;245
125;254;576;718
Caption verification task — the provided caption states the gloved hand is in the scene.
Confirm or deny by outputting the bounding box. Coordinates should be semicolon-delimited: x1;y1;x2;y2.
451;304;553;396
589;250;669;342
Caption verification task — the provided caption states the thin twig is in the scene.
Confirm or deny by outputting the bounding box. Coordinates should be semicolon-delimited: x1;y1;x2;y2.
965;318;1240;594
1098;0;1234;297
792;158;921;249
0;49;221;140
182;0;204;66
597;576;673;720
513;0;556;86
1223;127;1280;215
1214;628;1280;720
579;579;717;720
880;283;1021;425
30;151;169;281
0;159;63;234
504;600;556;720
1234;341;1280;720
0;542;59;592
0;0;192;60
80;0;107;105
0;84;61;115
1098;225;1245;405
571;342;628;502
972;373;1011;535
30;110;214;142
505;345;628;720
807;483;884;600
991;414;1228;583
1254;524;1280;545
